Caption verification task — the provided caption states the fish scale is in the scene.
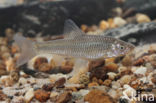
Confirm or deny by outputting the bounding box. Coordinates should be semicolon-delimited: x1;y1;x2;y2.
34;35;125;59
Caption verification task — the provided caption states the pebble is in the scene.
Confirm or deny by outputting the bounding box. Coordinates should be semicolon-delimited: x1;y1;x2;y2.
122;85;136;100
133;58;145;66
120;68;132;77
105;58;115;64
0;90;7;101
5;57;16;72
11;43;20;54
24;88;34;103
0;37;7;45
103;79;112;87
33;57;48;70
120;75;132;85
10;70;20;82
99;20;109;30
108;89;117;99
89;66;108;81
79;73;90;85
114;17;127;27
11;96;25;103
151;73;156;84
0;75;14;86
50;92;59;101
61;65;73;74
56;91;72;103
54;77;66;88
121;55;133;66
84;89;115;103
38;63;52;72
107;72;117;80
105;62;118;72
42;83;54;91
136;13;151;23
0;62;7;76
89;60;105;71
81;24;88;32
134;66;147;76
2;52;11;60
112;81;121;89
5;28;15;41
88;82;99;88
18;77;27;85
0;45;10;53
49;59;56;68
34;89;50;102
108;18;116;28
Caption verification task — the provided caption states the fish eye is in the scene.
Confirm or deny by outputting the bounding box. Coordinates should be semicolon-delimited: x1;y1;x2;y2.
120;46;124;50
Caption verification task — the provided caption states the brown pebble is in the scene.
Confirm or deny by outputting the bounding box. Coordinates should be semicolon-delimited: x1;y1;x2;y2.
84;89;115;103
0;63;7;75
88;82;99;88
133;58;145;66
0;90;7;101
38;63;52;72
62;60;74;67
103;79;112;87
34;89;50;102
42;83;54;91
56;91;72;103
89;60;105;71
34;57;48;70
61;60;74;73
61;66;73;74
122;55;133;66
81;24;88;32
120;69;132;77
54;77;66;88
105;62;118;72
151;73;156;85
98;79;103;85
90;67;108;81
92;77;98;82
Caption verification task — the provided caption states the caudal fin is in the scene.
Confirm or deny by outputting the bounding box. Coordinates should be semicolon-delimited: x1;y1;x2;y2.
13;34;36;67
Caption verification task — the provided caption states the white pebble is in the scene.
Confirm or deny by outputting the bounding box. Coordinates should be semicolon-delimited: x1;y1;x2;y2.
134;66;147;76
24;88;34;103
19;77;27;85
107;72;117;80
114;17;127;26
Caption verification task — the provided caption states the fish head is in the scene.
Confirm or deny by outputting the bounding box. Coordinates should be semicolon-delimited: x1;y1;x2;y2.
111;39;135;56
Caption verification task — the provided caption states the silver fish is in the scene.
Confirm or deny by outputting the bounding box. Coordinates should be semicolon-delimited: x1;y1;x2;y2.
14;19;135;67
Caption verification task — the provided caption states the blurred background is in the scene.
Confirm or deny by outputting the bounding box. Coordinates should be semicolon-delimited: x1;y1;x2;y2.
0;0;156;44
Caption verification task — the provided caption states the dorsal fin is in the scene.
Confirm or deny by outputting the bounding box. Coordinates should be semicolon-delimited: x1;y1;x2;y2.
63;19;85;39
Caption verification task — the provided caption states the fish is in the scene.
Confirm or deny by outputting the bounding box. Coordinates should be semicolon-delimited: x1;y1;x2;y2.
14;19;135;67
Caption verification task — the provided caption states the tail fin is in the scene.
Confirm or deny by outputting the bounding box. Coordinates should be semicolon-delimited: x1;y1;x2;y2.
13;34;36;67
